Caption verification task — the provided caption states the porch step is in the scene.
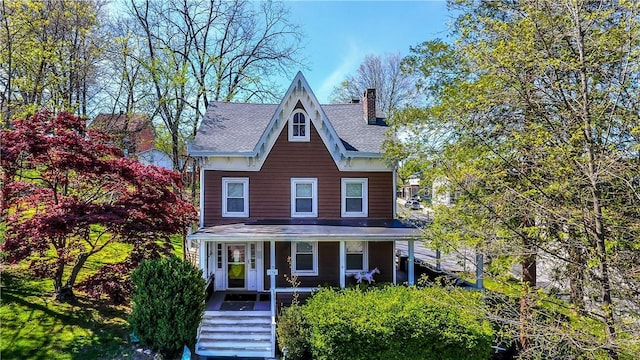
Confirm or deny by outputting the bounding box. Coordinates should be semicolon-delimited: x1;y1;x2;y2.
196;311;273;358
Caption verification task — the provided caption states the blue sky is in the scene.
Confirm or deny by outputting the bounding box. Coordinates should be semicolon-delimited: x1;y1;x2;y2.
282;0;455;103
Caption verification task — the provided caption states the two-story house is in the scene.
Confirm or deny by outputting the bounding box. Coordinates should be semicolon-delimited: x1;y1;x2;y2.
187;72;421;358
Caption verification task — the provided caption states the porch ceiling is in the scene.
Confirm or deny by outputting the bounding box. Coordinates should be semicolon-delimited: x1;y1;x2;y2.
188;219;424;242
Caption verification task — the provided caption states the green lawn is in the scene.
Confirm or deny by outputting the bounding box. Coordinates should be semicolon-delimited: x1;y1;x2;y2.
1;234;186;359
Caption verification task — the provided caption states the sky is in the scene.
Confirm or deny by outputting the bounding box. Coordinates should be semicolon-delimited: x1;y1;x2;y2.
281;0;455;103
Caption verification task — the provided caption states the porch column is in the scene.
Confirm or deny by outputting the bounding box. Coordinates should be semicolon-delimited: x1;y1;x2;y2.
408;240;415;286
269;240;276;358
199;240;206;280
339;240;346;288
392;241;397;284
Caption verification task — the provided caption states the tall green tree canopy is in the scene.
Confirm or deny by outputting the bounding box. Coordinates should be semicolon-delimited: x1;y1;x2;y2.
392;0;640;358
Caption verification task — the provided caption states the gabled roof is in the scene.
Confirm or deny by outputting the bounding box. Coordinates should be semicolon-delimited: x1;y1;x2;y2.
189;72;389;170
90;113;155;153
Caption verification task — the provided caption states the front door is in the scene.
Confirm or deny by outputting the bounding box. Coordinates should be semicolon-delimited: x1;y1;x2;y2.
226;244;246;289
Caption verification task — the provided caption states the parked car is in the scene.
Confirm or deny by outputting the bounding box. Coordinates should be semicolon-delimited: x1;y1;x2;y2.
404;200;421;210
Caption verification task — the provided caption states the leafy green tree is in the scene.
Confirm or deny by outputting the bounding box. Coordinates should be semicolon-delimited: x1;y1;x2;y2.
0;0;105;124
392;1;640;358
129;256;205;358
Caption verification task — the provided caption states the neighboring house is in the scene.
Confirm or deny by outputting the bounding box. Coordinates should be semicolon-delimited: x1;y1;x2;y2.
187;72;422;358
400;174;423;200
90;113;172;170
137;148;173;170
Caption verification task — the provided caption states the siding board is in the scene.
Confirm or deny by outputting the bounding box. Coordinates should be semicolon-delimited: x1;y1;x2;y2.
204;120;393;225
264;241;393;289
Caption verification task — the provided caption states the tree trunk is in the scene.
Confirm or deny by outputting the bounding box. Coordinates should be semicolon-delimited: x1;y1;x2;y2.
65;253;89;290
519;226;536;354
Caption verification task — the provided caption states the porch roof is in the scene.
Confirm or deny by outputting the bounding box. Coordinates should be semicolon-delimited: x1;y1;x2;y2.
187;219;424;242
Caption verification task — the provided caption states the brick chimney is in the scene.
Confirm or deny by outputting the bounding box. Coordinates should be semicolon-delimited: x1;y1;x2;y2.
363;88;376;125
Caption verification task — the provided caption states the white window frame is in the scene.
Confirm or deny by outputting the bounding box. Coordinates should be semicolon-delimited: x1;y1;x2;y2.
288;109;310;142
291;241;318;276
341;178;368;217
291;178;318;217
345;241;368;273
222;177;249;217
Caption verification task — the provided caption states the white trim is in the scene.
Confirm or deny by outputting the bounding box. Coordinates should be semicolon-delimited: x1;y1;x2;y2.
339;240;346;288
199;165;205;228
341;178;368;217
200;156;391;172
288;109;310;142
199;239;206;279
222;177;249;217
392;167;397;218
393;242;397;285
345;241;368;273
291;241;318;276
291;178;318;217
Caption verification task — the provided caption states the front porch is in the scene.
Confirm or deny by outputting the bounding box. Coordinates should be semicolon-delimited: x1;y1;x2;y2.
189;219;424;359
205;291;271;312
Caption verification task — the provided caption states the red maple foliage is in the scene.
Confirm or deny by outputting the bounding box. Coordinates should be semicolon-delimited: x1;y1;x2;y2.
1;110;198;303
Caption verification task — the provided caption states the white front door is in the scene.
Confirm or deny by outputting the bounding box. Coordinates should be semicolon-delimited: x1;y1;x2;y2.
226;244;247;289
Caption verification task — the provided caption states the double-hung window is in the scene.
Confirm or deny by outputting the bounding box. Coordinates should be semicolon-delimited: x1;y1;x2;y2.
346;241;367;272
341;178;368;217
288;110;310;142
292;241;318;275
222;178;249;217
291;178;318;217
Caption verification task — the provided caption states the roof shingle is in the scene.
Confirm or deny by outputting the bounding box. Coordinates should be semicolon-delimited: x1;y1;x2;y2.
191;101;388;154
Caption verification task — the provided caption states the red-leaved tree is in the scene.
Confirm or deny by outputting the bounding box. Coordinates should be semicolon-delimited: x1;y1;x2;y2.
0;110;198;302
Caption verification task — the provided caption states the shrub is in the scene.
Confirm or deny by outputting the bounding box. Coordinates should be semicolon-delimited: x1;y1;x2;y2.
129;256;205;358
298;286;493;360
276;303;311;360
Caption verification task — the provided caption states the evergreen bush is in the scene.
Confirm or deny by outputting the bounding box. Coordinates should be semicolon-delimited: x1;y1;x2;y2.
129;256;205;358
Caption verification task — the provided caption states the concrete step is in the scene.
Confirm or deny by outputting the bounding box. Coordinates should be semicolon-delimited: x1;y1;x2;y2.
195;346;273;358
199;329;271;341
197;311;273;358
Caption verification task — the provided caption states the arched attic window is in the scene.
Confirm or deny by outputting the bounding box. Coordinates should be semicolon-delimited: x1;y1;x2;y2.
288;109;310;142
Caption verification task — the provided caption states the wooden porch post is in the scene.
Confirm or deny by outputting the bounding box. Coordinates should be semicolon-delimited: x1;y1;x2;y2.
408;240;415;286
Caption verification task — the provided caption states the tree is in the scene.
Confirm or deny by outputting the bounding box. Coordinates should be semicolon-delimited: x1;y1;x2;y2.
0;0;106;124
330;53;420;117
129;256;205;358
392;0;640;358
0;110;198;301
119;0;304;171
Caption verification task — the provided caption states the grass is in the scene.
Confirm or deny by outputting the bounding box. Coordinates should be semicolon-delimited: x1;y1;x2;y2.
1;234;187;359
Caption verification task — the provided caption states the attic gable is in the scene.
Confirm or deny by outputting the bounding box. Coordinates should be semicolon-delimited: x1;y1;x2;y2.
190;72;390;172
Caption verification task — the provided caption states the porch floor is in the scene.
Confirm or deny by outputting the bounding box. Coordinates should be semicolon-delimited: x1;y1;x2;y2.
205;291;271;312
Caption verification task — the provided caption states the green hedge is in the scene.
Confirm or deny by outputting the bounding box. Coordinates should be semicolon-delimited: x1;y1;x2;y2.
129;256;205;358
278;286;492;360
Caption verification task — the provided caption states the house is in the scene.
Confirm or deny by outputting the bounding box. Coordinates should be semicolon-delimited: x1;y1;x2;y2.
187;72;422;358
90;113;172;170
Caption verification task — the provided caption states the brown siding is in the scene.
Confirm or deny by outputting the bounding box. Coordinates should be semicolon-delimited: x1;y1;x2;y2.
203;121;393;226
368;241;394;283
264;241;394;289
264;241;341;289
